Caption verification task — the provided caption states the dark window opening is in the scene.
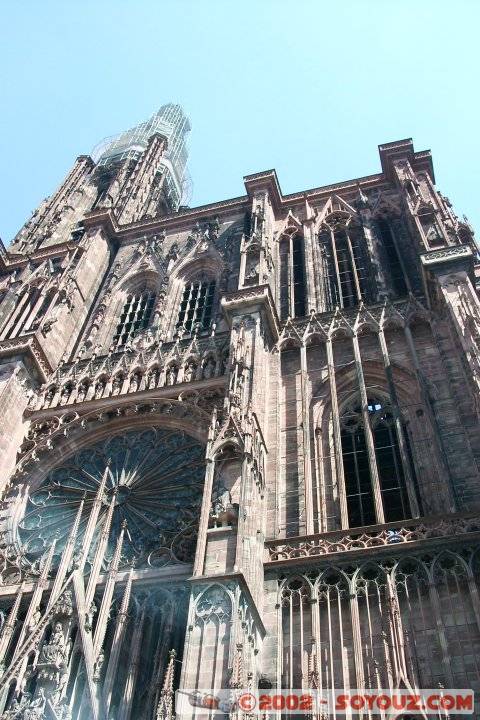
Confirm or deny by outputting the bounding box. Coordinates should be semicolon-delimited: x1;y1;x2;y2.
176;280;215;333
374;422;410;522
341;399;411;528
377;219;407;296
335;231;358;308
342;427;377;527
113;291;155;348
279;241;290;320
279;235;306;320
319;231;340;311
292;236;306;317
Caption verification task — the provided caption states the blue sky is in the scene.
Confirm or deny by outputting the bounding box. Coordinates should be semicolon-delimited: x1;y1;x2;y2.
1;1;479;243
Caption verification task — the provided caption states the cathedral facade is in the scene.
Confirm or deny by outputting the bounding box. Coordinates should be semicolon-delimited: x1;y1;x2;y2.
0;105;479;719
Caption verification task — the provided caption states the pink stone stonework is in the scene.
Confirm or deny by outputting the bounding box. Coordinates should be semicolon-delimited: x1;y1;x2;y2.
0;109;479;718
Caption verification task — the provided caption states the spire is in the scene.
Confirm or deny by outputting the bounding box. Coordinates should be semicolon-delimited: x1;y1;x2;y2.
156;649;177;720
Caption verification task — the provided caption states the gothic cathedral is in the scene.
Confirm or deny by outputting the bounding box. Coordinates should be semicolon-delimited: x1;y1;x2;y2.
0;105;479;719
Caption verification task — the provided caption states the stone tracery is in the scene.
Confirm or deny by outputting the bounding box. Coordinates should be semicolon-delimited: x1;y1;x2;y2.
18;426;206;565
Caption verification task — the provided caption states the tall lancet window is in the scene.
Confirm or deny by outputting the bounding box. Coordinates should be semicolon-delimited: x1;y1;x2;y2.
340;398;411;528
318;217;370;311
113;290;156;348
279;234;306;320
176;279;215;333
377;219;407;297
335;229;360;308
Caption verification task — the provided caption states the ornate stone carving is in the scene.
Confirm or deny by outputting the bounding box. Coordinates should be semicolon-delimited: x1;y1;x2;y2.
266;513;480;563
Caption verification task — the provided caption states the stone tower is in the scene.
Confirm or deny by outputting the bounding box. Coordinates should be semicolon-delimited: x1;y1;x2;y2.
0;109;479;719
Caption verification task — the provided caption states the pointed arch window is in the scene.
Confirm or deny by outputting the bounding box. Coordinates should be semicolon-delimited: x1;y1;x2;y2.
279;234;306;320
340;398;413;528
376;219;407;297
113;290;156;348
176;279;215;334
318;218;370;311
335;229;361;308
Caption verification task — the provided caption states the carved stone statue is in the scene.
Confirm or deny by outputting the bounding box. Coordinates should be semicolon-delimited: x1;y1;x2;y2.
84;601;97;633
23;688;46;720
60;384;72;403
202;357;216;380
56;703;72;720
166;365;177;386
148;367;160;388
94;377;106;398
40;623;69;668
210;488;237;527
28;609;41;632
76;381;89;402
45;386;56;405
5;692;30;719
129;372;142;392
184;362;197;383
112;374;123;394
93;647;105;682
165;242;179;264
53;590;73;617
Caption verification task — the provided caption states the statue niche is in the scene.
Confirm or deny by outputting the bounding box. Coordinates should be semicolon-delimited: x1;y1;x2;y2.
209;446;241;528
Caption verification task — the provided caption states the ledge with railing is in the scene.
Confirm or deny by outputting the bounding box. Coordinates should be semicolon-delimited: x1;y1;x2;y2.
265;512;480;566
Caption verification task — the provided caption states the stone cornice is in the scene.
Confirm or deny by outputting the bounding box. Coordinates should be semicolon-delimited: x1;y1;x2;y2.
420;244;473;267
221;285;280;342
0;334;52;382
81;172;392;241
82;196;250;241
283;174;389;204
378;138;435;183
0;240;81;271
78;151;408;242
244;170;283;210
1;140;435;257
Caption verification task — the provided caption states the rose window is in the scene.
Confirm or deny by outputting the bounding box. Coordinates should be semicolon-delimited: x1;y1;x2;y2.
18;427;206;567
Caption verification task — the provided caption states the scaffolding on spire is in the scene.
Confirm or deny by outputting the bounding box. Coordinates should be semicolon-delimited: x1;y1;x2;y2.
92;103;192;210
